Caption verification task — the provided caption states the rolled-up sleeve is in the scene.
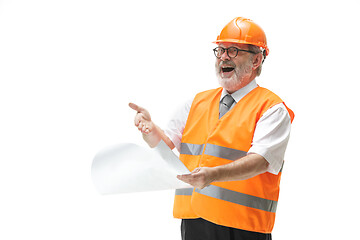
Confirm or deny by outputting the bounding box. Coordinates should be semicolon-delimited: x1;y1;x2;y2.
248;103;292;175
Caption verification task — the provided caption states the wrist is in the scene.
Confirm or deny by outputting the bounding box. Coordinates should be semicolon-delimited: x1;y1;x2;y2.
209;166;221;183
142;125;161;148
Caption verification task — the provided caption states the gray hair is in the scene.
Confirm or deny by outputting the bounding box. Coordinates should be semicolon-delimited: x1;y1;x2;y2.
248;45;264;76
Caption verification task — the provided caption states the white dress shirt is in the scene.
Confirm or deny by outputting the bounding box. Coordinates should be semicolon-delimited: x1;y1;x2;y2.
164;80;292;175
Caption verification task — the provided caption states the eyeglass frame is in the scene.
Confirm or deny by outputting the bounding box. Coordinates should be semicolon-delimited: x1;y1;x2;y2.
213;46;258;59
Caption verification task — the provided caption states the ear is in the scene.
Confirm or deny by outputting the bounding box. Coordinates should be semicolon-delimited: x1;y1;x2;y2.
252;53;263;70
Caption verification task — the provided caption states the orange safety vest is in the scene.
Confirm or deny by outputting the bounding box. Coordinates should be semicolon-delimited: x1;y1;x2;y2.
173;86;294;233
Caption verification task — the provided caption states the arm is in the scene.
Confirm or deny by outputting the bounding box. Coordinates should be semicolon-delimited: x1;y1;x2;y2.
129;102;175;149
177;153;268;189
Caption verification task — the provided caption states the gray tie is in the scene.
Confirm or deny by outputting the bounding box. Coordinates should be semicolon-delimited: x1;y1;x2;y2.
219;94;235;119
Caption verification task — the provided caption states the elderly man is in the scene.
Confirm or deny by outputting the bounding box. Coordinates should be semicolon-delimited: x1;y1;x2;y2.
130;17;294;240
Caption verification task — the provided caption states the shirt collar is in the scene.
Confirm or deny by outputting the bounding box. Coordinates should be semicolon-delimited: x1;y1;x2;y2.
220;79;258;103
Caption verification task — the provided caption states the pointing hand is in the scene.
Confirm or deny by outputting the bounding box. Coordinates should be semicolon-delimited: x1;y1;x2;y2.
129;103;154;134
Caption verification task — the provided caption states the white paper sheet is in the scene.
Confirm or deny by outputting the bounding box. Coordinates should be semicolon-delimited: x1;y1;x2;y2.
91;140;192;194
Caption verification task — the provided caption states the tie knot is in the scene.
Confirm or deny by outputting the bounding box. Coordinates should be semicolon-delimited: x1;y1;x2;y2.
222;94;235;108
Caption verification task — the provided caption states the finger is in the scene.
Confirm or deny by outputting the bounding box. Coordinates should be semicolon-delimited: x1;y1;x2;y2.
138;122;144;131
129;102;145;113
177;175;196;187
134;116;140;126
177;173;192;181
177;175;188;183
134;112;146;126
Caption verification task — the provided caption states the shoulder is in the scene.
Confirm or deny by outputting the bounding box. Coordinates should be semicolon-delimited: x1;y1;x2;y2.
255;87;283;101
255;87;295;123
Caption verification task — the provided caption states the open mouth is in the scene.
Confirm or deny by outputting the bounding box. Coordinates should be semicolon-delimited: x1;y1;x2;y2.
221;67;235;73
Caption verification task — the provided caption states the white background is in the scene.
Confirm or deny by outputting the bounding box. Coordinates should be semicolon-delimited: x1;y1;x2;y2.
0;0;359;239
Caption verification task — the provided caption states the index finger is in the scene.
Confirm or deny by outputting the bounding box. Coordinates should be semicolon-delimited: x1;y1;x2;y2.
129;102;145;113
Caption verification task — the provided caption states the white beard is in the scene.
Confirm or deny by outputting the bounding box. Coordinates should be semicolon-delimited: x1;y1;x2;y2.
217;75;240;92
216;60;253;92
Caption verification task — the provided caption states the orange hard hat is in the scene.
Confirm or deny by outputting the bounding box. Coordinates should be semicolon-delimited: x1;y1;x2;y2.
214;17;269;56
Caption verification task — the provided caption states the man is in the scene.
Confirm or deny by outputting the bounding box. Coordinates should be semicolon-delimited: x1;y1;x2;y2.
129;17;294;240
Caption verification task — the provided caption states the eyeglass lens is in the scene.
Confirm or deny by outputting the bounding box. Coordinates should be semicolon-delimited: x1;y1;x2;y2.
213;47;257;59
214;47;239;58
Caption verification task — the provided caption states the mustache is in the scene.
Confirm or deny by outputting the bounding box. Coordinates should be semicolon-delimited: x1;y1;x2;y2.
218;60;236;68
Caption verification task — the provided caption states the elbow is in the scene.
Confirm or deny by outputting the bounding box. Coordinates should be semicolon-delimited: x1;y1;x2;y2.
259;160;269;174
251;154;269;175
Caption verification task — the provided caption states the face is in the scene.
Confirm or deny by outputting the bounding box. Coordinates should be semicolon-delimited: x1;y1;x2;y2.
215;43;256;93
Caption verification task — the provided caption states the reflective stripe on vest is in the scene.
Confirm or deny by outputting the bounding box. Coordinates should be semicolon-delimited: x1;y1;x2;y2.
180;143;247;161
176;185;277;212
180;143;204;155
195;185;277;213
175;188;194;196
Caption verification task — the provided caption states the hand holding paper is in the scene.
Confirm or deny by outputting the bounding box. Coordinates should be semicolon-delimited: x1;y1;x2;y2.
177;167;218;190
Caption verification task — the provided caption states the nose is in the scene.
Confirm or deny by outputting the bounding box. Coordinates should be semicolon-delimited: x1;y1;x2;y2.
219;50;230;61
